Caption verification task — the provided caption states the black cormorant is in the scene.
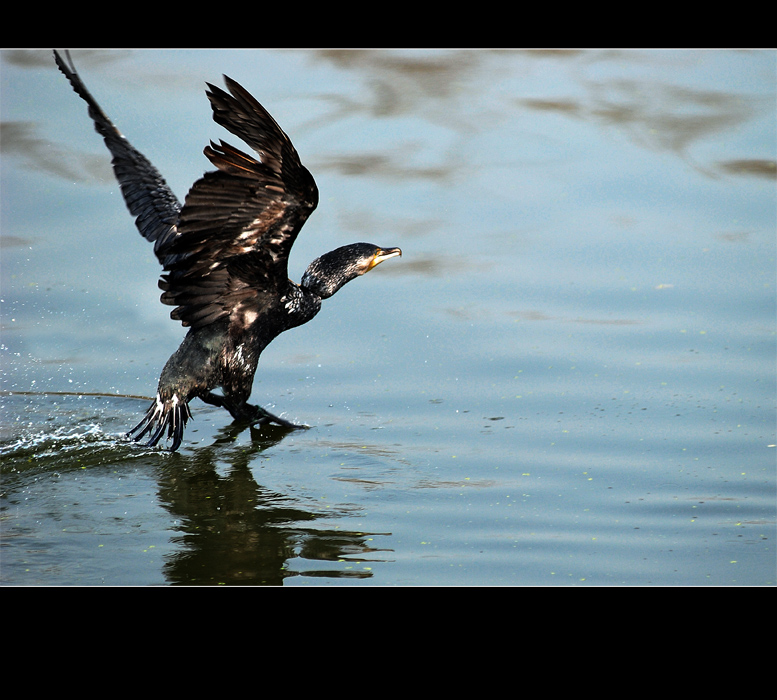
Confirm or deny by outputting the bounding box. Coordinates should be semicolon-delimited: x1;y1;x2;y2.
53;50;401;451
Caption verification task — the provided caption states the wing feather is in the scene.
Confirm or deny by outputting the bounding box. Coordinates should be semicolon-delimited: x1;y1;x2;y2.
53;50;182;258
56;50;317;331
160;79;319;328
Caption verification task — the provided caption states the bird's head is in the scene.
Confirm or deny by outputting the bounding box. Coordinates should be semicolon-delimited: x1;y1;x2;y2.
301;243;402;299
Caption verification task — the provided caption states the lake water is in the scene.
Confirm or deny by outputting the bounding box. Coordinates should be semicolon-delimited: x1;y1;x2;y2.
1;49;775;586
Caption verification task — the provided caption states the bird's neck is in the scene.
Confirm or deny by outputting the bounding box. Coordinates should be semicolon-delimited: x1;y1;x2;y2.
300;252;356;299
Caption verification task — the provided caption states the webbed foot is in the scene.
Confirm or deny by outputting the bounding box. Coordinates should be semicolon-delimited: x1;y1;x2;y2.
249;405;309;430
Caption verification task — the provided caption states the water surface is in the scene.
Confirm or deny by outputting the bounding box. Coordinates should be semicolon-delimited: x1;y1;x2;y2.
1;49;775;585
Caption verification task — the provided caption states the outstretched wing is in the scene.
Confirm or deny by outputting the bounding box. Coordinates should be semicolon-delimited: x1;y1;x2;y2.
159;77;319;329
53;50;181;257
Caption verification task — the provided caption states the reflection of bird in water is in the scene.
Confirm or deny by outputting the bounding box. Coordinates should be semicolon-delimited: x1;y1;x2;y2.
155;426;386;585
54;50;401;452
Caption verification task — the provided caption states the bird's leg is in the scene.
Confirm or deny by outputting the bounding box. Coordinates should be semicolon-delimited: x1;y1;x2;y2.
200;392;306;429
200;391;226;408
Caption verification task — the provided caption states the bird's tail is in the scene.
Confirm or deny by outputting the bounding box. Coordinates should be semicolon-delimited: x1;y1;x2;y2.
127;393;192;452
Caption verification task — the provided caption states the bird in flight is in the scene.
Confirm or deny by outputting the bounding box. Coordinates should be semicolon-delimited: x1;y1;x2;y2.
54;50;401;451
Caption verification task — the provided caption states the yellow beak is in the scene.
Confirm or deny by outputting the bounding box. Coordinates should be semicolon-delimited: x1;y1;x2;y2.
368;247;402;270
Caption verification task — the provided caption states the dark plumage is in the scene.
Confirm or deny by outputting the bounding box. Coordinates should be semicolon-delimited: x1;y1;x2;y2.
54;50;401;451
